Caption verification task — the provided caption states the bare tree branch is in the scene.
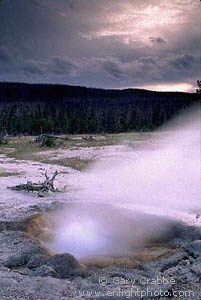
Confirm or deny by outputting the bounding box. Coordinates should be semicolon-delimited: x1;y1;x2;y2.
8;171;61;197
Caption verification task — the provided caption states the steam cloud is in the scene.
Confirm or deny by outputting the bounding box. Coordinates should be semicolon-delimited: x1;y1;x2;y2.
74;106;200;210
48;106;200;259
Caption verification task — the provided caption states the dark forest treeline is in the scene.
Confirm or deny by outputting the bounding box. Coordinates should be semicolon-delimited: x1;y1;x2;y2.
0;82;199;135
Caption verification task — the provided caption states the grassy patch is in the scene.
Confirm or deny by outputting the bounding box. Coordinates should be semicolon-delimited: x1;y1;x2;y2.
0;136;95;170
42;157;93;171
0;169;23;177
1;132;153;170
1;135;108;161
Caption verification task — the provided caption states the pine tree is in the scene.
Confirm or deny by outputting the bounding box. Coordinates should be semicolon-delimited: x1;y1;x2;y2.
196;80;201;94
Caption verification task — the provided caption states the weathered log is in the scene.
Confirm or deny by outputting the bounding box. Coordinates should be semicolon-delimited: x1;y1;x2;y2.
8;171;60;196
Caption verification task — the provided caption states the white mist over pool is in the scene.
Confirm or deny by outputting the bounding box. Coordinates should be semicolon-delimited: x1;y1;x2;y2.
49;106;200;259
50;216;107;258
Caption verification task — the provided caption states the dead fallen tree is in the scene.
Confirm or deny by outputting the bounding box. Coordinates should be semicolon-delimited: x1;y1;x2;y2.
8;171;60;197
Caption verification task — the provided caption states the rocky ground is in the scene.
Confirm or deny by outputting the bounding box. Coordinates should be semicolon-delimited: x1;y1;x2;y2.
0;215;201;300
0;134;200;299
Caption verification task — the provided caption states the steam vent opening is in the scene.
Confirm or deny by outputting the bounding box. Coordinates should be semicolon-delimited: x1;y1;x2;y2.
28;202;198;268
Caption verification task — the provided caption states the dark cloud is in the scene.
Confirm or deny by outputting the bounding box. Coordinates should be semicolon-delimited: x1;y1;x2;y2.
149;37;167;45
49;57;80;76
169;55;195;70
100;59;123;79
139;57;156;65
0;0;200;91
0;46;12;63
0;55;83;82
20;60;47;76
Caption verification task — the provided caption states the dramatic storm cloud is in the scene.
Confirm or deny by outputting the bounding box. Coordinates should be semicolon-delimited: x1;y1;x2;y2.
0;0;200;91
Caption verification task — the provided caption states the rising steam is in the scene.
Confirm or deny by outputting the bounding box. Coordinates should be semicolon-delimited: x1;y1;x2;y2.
48;106;200;259
73;105;200;211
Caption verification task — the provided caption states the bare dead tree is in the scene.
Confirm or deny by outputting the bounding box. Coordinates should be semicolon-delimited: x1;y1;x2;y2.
8;171;61;197
196;80;201;94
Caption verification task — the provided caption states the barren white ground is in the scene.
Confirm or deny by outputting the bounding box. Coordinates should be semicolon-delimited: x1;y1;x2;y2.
0;137;200;227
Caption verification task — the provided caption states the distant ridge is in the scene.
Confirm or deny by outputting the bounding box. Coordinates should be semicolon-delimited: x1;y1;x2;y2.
0;81;199;135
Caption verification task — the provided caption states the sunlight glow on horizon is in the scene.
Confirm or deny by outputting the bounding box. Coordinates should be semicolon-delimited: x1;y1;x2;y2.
137;83;195;93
